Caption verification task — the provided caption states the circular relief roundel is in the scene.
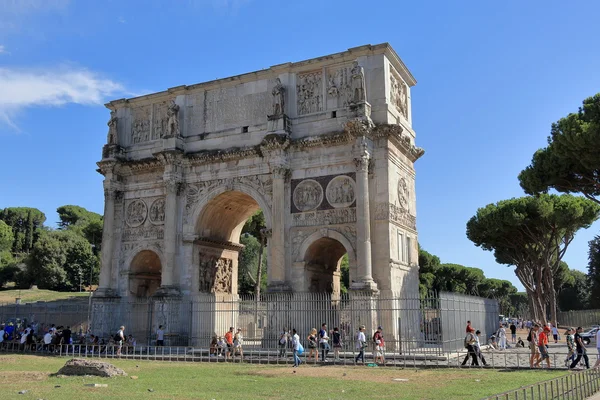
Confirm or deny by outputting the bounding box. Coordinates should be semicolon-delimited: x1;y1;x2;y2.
293;179;323;212
126;199;148;227
326;175;356;208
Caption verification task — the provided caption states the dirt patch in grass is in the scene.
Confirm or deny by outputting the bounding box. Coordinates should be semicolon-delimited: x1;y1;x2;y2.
240;365;476;386
0;371;48;383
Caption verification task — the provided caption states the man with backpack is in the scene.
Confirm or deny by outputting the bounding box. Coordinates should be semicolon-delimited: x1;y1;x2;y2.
461;326;479;366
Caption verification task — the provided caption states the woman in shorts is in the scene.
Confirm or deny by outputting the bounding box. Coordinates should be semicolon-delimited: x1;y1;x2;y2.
307;328;319;362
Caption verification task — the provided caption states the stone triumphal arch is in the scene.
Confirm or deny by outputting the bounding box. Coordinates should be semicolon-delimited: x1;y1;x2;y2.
94;43;424;343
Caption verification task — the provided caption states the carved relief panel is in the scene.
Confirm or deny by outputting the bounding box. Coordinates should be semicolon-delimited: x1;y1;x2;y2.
390;68;408;119
152;101;168;140
326;176;356;208
326;65;354;108
131;105;151;144
198;256;233;294
297;71;323;115
292;179;323;212
149;198;166;225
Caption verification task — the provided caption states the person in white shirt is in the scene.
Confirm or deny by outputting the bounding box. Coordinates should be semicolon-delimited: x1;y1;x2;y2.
43;331;53;352
594;329;600;368
291;329;302;367
355;325;366;364
497;324;507;350
551;325;559;343
156;325;165;346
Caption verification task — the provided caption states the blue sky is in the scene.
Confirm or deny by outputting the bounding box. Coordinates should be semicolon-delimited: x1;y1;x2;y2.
1;0;599;291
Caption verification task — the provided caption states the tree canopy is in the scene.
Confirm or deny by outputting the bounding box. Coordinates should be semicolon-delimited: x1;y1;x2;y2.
0;207;46;254
466;194;600;323
588;235;600;307
519;93;600;204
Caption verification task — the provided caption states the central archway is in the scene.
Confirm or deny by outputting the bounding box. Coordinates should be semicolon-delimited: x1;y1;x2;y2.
193;190;267;296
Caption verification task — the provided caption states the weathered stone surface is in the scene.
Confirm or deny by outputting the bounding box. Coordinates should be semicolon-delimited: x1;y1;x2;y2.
57;359;127;378
94;43;425;344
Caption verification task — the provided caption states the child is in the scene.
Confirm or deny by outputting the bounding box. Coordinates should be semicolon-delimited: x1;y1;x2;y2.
210;334;218;357
516;337;525;348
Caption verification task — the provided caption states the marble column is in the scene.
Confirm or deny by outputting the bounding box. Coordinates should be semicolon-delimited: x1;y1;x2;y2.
351;153;378;291
97;187;118;296
268;166;288;290
157;178;180;296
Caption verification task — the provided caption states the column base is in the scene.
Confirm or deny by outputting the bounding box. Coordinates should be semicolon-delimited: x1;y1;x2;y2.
153;285;182;298
350;279;379;293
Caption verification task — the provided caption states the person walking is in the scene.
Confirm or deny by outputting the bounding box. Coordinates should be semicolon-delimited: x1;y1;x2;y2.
319;323;330;362
509;323;517;343
593;328;600;368
278;328;288;358
534;326;551;368
565;327;576;367
307;328;319;362
156;325;165;346
474;330;487;366
233;328;244;360
292;329;302;368
570;327;590;369
224;327;234;361
355;325;366;364
461;326;479;366
332;327;342;361
551;324;559;344
528;324;540;368
115;326;125;356
373;326;385;365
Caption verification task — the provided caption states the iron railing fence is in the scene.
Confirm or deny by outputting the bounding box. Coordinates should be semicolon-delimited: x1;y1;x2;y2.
0;342;596;372
483;367;600;400
0;292;499;355
557;309;600;330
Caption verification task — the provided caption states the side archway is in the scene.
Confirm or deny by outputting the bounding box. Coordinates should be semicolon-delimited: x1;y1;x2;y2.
128;249;163;298
296;229;356;293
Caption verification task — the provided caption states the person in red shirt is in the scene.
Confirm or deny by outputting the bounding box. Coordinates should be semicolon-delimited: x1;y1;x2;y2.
534;326;551;368
224;327;234;360
466;321;472;333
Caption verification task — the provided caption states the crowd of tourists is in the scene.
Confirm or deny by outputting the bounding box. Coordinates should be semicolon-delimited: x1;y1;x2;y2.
0;322;137;356
526;323;600;370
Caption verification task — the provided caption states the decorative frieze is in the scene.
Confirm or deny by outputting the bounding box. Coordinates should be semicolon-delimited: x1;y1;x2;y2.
297;71;323;115
122;225;165;242
292;208;356;227
374;202;416;230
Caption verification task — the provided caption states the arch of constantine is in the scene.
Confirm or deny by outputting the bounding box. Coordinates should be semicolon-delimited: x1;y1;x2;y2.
93;43;425;345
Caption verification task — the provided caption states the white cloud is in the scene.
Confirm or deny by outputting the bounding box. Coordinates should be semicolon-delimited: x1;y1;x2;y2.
0;45;6;54
0;66;126;129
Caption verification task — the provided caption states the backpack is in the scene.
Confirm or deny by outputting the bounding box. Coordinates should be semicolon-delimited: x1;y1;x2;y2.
526;330;532;342
114;333;122;342
464;333;473;348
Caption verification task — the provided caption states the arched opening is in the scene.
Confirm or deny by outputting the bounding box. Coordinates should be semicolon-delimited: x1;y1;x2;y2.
304;237;347;294
129;250;162;297
195;190;265;295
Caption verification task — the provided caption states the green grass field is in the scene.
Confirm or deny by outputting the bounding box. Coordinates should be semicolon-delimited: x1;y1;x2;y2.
0;289;89;304
0;355;569;399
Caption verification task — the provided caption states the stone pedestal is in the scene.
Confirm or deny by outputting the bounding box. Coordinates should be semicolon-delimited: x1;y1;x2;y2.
267;114;291;134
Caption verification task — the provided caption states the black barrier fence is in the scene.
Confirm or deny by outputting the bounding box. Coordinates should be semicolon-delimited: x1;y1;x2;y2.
0;292;499;356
